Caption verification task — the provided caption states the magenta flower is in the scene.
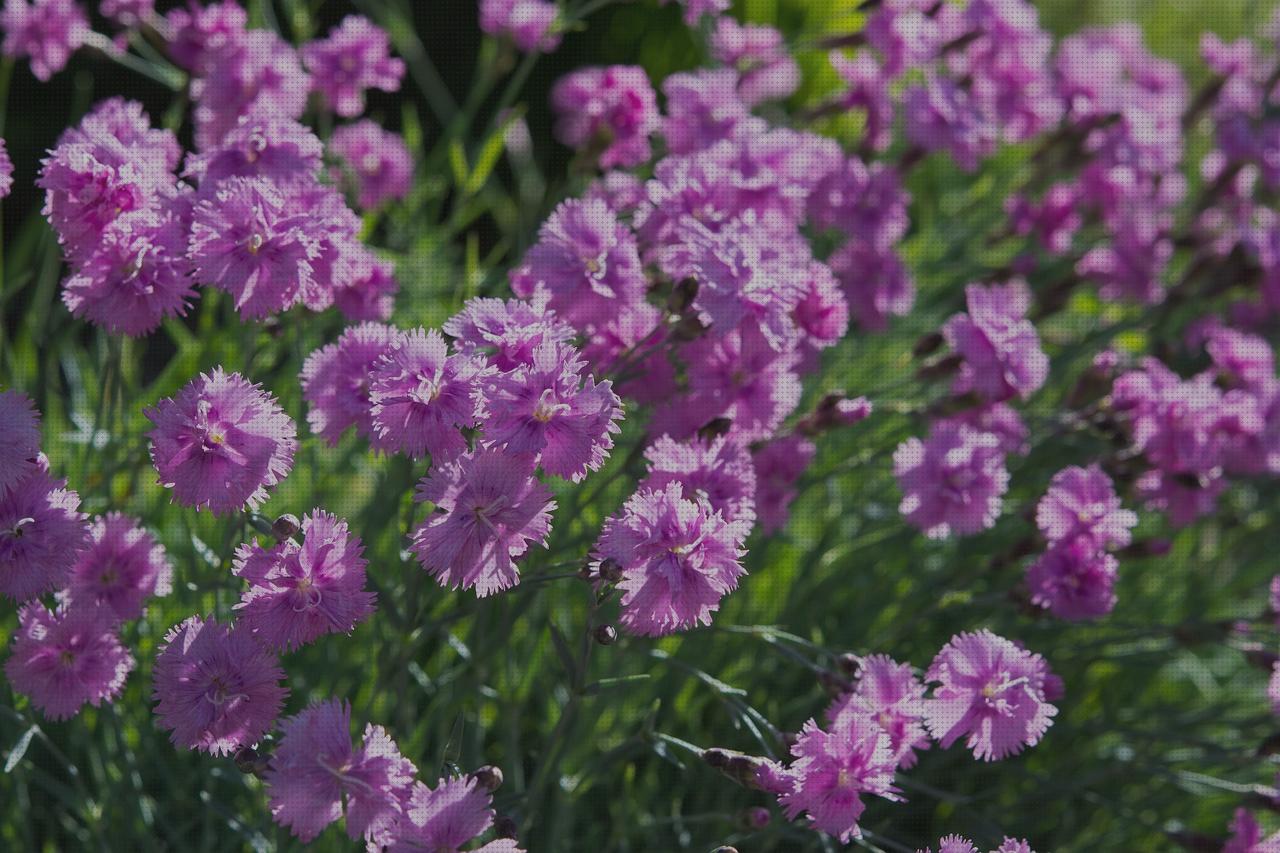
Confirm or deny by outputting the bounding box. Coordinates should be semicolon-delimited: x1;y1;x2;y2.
1224;808;1280;853
192;30;309;149
152;616;287;756
301;322;398;445
641;434;757;527
827;655;929;769
596;481;747;636
778;714;899;843
828;240;915;333
368;328;489;460
894;422;1009;539
792;261;850;353
5;602;133;721
0;0;89;81
550;66;660;169
993;840;1035;853
186;117;323;188
923;630;1057;761
479;0;560;53
510;198;647;334
1036;465;1137;550
62;206;197;337
1026;537;1119;621
920;836;979;853
411;449;555;597
164;0;247;75
334;253;398;322
709;18;799;107
444;296;574;372
484;341;622;482
0;467;86;602
234;510;375;652
386;774;521;852
302;16;404;118
66;513;172;622
0;388;41;493
904;76;999;172
145;368;297;515
265;699;416;845
189;176;318;319
752;435;816;535
100;0;151;25
329;120;414;210
660;69;753;155
0;137;12;198
943;402;1030;456
829;52;894;152
942;280;1049;402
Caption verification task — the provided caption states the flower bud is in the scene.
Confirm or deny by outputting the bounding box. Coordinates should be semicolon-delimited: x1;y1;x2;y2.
697;417;733;440
711;847;740;853
671;313;706;342
593;624;618;646
668;277;699;314
818;669;851;698
596;557;623;583
471;765;504;792
739;807;771;830
493;815;519;839
272;513;300;539
913;330;944;357
835;653;861;679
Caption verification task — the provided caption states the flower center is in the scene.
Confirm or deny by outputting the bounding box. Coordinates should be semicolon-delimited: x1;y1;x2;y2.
247;232;265;255
4;517;35;539
59;650;75;666
532;388;570;423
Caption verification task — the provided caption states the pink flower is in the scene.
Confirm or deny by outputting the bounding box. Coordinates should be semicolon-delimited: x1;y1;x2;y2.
753;436;816;535
301;322;398;445
152;615;288;756
0;467;86;602
188;176;318;319
334;253;399;322
894;422;1009;539
65;513;172;622
386;774;521;852
192;30;309;149
444;296;574;372
1036;464;1137;549
265;699;416;845
1224;808;1280;853
302;16;404;118
709;18;800;106
827;655;929;769
329;120;414;210
641;434;757;527
234;510;375;652
919;837;978;853
410;449;555;597
145;368;296;515
1026;537;1119;621
550;66;660;169
186;117;323;188
479;0;560;53
923;630;1057;761
778;714;900;843
368;328;490;460
0;388;41;493
0;137;13;198
596;481;747;636
5;602;133;720
483;341;623;482
942;279;1049;402
0;0;89;81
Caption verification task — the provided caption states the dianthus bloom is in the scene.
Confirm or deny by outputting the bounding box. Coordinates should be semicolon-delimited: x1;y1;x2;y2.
265;699;416;845
329;120;414;210
0;389;41;493
596;481;747;636
62;207;197;336
66;513;172;622
410;449;555;597
145;368;296;515
152;616;287;756
778;714;900;843
387;774;524;852
550;66;660;169
189;176;318;319
942;280;1049;402
0;138;12;198
709;17;800;106
827;655;929;769
301;322;398;445
641;434;757;526
302;15;404;117
1026;537;1119;620
5;602;133;720
0;0;89;81
479;0;560;53
0;467;86;602
100;0;151;25
191;29;309;149
919;837;978;853
894;423;1009;539
234;510;375;652
510;198;647;333
923;630;1057;761
753;436;815;535
368;328;489;460
186;117;323;188
484;342;622;482
1225;808;1280;853
1035;464;1137;550
444;295;575;372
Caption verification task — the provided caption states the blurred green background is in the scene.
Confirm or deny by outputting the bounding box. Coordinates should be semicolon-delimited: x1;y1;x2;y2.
2;1;1280;851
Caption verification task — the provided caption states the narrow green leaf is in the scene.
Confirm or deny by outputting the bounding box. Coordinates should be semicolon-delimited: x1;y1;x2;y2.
448;141;469;188
4;726;37;773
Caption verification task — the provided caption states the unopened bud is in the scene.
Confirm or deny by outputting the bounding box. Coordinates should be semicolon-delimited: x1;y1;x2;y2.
668;277;699;313
593;624;618;646
700;748;732;769
697;417;733;441
471;765;504;792
272;513;300;539
671;313;707;341
818;670;851;698
233;746;269;777
596;558;623;583
835;653;861;679
493;815;519;839
1246;648;1280;672
739;806;771;830
913;331;945;357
